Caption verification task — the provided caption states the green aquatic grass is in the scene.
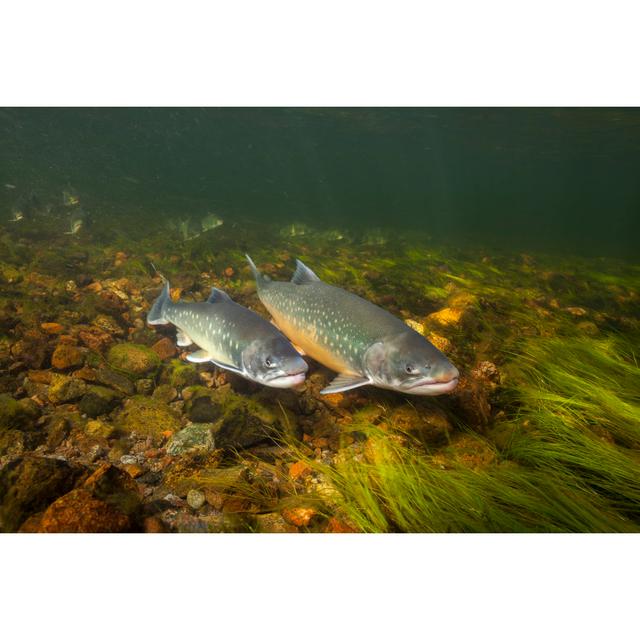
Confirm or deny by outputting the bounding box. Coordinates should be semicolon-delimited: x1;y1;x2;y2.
296;332;640;532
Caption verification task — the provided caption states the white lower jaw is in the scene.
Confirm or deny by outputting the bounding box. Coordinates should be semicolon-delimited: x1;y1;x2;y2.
403;378;459;396
263;372;307;388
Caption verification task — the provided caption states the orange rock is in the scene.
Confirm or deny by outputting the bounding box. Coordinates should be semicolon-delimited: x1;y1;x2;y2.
322;392;345;407
57;335;78;345
428;332;452;353
28;369;53;384
143;516;167;533
151;337;177;360
427;307;465;327
122;463;145;479
51;344;84;370
282;506;317;527
41;322;64;334
170;288;182;302
115;251;127;261
38;489;132;533
325;516;357;533
224;266;234;277
85;281;103;293
78;327;113;352
73;366;97;382
289;460;312;481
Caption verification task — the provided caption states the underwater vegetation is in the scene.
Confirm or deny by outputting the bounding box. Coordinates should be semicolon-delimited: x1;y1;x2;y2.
294;334;640;533
0;197;638;533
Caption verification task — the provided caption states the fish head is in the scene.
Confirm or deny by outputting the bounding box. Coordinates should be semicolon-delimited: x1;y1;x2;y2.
363;332;459;396
242;336;308;388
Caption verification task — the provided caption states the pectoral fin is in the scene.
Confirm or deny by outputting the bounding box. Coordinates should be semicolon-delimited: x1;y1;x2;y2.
320;373;371;395
185;350;244;376
186;349;212;363
177;331;193;347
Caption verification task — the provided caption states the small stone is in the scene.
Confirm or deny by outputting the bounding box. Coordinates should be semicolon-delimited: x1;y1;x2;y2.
255;512;297;533
0;393;39;430
404;319;425;335
282;506;317;527
95;367;136;396
143;515;167;533
151;337;177;361
79;385;123;417
566;306;588;317
427;307;465;328
120;454;138;465
325;516;358;533
152;384;178;404
28;370;53;385
166;423;215;456
187;489;206;510
428;332;452;353
51;344;84;370
114;396;181;441
123;463;145;479
40;322;64;335
224;267;234;278
78;327;113;352
86;419;115;439
135;378;154;395
289;460;312;481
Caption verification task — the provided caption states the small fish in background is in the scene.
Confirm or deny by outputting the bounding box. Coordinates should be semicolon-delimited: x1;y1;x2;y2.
64;208;86;235
278;222;312;238
200;211;224;232
62;186;80;207
319;228;350;242
177;217;203;241
147;281;308;388
247;255;459;396
362;227;389;246
4;184;16;190
8;208;24;223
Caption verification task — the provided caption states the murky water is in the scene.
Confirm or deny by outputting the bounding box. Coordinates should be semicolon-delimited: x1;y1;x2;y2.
0;108;638;533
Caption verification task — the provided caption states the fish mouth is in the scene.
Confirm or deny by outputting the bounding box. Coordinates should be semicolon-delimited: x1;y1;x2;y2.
264;371;307;388
404;376;459;395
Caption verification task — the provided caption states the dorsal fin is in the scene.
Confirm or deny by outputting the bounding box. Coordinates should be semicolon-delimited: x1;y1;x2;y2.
291;259;321;285
207;287;232;303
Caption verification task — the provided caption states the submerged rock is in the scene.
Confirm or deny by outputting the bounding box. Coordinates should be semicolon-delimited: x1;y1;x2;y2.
48;374;87;405
0;456;86;532
0;394;40;430
35;463;142;533
79;385;123;418
166;423;216;456
51;344;84;370
107;343;161;378
114;395;181;440
95;367;136;396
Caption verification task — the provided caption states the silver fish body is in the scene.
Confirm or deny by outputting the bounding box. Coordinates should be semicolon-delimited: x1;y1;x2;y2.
246;255;459;395
147;282;308;388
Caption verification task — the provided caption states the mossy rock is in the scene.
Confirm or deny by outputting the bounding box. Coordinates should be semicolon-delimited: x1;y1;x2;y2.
114;395;181;439
107;343;161;378
0;394;41;430
184;388;294;449
79;385;123;418
164;360;201;388
0;456;86;532
95;367;136;396
48;374;88;405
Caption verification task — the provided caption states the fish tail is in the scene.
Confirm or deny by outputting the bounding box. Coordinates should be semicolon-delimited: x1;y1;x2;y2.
147;281;172;325
245;254;267;289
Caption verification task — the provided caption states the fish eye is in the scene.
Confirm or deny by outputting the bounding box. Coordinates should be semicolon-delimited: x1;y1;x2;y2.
405;364;416;374
265;357;275;368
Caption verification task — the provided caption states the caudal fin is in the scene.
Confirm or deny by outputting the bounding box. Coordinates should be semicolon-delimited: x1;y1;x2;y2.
147;281;172;325
246;254;269;289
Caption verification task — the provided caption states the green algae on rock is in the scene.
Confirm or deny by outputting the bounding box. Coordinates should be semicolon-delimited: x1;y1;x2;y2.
107;343;161;378
0;456;86;532
79;385;123;417
0;394;40;430
114;395;181;439
166;423;216;456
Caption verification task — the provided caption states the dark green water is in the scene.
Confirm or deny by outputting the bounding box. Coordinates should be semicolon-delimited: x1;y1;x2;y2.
1;107;639;257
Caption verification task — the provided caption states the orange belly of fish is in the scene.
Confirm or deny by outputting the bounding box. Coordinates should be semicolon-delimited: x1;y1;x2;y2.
270;309;354;374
